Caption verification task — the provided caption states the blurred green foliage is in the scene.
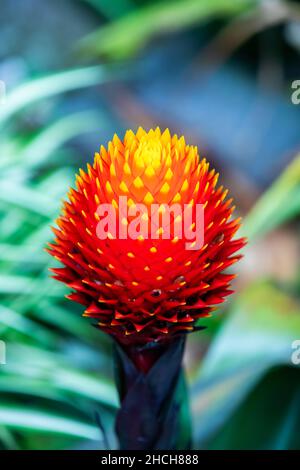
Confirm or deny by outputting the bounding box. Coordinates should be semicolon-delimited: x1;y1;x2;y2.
79;0;253;59
0;0;299;450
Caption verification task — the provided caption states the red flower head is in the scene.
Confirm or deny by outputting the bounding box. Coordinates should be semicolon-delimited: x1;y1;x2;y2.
48;128;246;345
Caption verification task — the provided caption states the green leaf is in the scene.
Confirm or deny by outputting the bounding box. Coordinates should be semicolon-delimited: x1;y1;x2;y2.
191;281;300;446
18;111;105;170
0;181;58;217
0;243;47;263
0;66;111;124
209;366;300;450
0;426;18;450
242;154;300;240
0;406;101;440
0;305;56;344
32;300;100;342
82;0;135;19
79;0;253;60
2;343;117;408
0;274;65;296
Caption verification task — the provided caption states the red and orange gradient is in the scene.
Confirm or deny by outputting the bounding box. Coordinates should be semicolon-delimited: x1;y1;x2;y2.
48;128;246;345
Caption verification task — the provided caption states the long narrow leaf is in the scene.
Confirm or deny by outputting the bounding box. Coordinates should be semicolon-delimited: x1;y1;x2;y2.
242;154;300;240
79;0;252;59
0;407;101;440
0;66;110;124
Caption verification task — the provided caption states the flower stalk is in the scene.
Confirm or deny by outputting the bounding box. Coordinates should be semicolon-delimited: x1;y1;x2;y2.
114;337;191;450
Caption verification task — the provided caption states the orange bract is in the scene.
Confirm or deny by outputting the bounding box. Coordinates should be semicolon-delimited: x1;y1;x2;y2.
48;127;246;344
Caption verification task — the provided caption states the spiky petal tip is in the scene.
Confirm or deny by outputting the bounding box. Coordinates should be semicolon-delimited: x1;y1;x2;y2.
48;127;246;344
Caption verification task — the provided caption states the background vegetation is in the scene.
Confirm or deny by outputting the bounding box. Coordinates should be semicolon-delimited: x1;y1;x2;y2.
0;0;300;449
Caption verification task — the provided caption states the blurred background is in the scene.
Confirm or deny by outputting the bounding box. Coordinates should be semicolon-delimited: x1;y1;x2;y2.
0;0;300;450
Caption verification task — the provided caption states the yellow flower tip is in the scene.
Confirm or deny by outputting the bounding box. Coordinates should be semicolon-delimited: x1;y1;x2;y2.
144;166;155;178
160;182;170;195
110;163;117;177
143;192;154;205
127;198;135;207
123;162;131;175
161;128;171;144
133;176;144;189
119;181;129;193
136;126;147;139
105;181;113;194
165;168;173;180
172;193;181;203
181;179;189;192
112;199;118;209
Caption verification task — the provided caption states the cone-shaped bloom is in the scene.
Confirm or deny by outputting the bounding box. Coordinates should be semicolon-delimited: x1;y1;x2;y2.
48;128;246;344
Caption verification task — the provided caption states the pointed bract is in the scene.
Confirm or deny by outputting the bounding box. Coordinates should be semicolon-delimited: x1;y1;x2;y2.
48;128;246;344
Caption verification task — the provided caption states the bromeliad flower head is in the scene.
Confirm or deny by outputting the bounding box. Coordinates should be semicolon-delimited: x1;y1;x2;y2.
48;128;246;345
